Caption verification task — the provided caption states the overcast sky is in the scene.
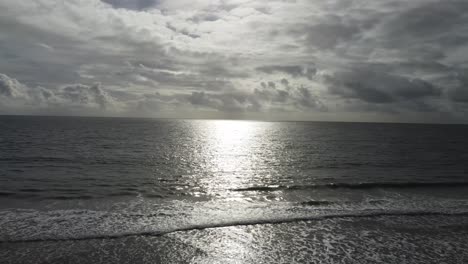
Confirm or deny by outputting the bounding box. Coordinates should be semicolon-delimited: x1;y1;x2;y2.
1;0;468;122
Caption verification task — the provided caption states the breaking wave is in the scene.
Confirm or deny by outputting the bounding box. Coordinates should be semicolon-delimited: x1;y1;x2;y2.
2;209;468;244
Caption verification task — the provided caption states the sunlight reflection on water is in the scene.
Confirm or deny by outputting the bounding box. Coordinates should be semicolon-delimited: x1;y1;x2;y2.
183;121;271;261
193;120;274;198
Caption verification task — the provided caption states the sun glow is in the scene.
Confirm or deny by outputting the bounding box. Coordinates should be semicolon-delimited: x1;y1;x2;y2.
211;120;257;157
197;120;264;196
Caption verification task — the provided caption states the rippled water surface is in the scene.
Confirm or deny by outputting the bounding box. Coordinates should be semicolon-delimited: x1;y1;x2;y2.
1;116;468;263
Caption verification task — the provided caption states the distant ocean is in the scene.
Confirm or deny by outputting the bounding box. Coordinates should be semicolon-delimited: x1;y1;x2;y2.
1;116;468;263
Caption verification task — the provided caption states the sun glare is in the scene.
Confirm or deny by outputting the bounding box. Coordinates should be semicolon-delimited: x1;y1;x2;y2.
198;120;263;195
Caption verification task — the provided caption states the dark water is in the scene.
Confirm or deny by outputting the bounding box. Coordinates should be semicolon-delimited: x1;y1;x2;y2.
1;116;468;263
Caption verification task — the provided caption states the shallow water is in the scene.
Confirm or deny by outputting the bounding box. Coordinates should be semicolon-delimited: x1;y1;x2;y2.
2;215;468;264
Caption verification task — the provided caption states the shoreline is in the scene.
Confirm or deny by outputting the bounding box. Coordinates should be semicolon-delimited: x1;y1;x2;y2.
2;214;468;264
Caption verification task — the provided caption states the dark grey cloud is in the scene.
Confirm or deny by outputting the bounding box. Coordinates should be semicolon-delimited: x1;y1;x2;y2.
325;67;441;104
255;85;289;103
60;83;114;110
189;13;221;23
382;1;468;46
187;91;261;112
0;18;84;86
166;23;201;39
256;65;316;80
447;72;468;103
254;81;326;111
296;86;323;109
356;1;468;64
101;0;159;10
301;22;361;50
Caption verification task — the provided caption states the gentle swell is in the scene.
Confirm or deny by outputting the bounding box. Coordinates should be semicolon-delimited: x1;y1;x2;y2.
230;181;468;192
2;210;468;244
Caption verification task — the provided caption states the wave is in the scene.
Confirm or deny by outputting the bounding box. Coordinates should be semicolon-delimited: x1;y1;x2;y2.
2;193;97;200
230;181;468;192
300;200;336;206
19;188;45;193
2;209;468;244
0;192;14;197
44;195;95;200
0;156;75;163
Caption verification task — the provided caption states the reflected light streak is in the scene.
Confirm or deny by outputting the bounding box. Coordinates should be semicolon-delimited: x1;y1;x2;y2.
200;120;262;196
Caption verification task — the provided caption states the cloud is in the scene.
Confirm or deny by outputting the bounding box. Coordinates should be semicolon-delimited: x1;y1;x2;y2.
59;83;116;110
187;90;261;112
296;86;324;109
101;0;159;10
381;1;468;45
254;81;326;111
324;67;441;104
298;22;362;50
0;71;326;117
0;73;28;98
447;72;468;103
0;73;119;115
1;0;468;122
256;65;316;80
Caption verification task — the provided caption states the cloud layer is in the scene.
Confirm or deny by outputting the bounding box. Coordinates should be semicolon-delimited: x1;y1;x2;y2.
1;0;468;122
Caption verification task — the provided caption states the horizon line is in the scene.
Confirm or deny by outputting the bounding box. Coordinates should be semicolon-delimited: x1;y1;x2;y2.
1;114;467;126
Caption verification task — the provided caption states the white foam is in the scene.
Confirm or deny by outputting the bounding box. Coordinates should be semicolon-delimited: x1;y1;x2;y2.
2;195;468;243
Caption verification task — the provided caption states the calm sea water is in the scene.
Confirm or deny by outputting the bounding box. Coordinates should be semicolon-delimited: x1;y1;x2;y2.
1;116;468;263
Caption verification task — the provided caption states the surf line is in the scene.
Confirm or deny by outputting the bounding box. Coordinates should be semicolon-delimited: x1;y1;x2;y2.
2;210;468;244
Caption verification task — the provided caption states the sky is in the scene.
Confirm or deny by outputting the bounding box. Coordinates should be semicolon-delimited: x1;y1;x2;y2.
1;0;468;123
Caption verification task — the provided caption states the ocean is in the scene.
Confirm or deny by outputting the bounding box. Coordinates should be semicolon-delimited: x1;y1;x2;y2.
1;116;468;263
